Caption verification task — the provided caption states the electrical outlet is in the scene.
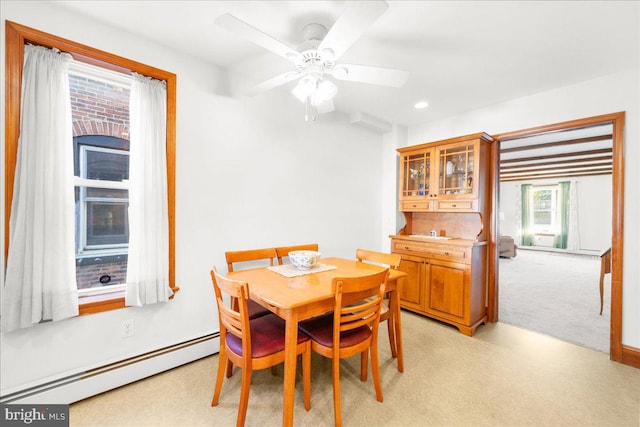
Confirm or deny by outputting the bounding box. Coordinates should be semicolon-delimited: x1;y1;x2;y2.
121;319;134;337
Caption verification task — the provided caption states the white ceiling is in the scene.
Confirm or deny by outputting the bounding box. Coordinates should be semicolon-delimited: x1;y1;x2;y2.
53;0;639;127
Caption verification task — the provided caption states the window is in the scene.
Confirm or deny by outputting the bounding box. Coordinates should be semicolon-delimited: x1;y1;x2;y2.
531;186;558;233
5;21;178;314
78;145;130;250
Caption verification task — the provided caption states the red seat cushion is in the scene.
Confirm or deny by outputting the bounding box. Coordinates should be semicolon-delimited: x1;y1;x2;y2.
247;299;270;319
299;314;371;348
226;313;309;358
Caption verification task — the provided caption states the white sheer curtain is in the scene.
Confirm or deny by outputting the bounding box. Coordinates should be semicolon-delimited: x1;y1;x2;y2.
514;184;522;245
125;73;172;306
2;45;78;332
567;180;581;251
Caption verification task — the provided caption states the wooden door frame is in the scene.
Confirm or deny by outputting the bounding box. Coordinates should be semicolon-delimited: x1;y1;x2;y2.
487;112;625;362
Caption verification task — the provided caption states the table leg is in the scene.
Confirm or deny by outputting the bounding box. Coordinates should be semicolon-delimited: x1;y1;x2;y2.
391;289;404;373
599;273;605;316
282;311;299;427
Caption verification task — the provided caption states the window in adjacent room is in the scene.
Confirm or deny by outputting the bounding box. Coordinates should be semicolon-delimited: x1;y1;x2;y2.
531;185;558;233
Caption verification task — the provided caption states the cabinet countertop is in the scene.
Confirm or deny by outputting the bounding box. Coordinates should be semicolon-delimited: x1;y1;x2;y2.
389;235;487;247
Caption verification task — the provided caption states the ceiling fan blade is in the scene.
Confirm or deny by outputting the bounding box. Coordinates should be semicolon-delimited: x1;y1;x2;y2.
330;64;409;87
246;71;303;96
216;13;300;62
318;1;389;61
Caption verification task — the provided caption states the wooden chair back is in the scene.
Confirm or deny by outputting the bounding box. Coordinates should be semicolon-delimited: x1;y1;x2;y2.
210;268;251;355
356;248;401;269
225;247;277;272
209;267;312;423
275;243;319;265
332;269;389;347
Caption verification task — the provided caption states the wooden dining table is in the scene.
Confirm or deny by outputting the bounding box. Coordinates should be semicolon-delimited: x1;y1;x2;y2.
228;256;406;427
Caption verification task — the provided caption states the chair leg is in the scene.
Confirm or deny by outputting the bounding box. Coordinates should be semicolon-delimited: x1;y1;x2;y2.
370;341;383;403
212;345;227;406
226;359;234;378
237;367;252;427
332;356;342;427
360;350;368;382
302;343;311;411
387;317;397;358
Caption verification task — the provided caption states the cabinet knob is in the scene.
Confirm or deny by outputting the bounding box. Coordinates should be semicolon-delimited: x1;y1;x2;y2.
452;204;457;208
404;246;410;250
444;251;449;255
412;204;417;207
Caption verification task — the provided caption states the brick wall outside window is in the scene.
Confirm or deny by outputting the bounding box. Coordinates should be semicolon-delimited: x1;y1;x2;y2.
70;74;130;290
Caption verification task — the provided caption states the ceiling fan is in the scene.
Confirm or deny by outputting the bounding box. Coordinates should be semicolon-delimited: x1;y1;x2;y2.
215;1;409;120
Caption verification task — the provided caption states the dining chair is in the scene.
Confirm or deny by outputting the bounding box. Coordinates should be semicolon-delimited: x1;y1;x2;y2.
210;267;311;427
225;248;278;320
275;243;319;265
224;248;278;377
298;269;389;427
355;249;402;361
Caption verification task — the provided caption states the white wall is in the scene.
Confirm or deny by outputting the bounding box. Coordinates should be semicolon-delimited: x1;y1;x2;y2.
406;69;640;347
0;2;383;394
500;175;612;251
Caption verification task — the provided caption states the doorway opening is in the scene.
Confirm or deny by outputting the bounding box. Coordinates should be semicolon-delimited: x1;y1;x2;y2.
488;112;625;361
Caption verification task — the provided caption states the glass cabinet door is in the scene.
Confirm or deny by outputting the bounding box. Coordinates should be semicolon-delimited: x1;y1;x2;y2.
436;143;475;196
401;150;431;198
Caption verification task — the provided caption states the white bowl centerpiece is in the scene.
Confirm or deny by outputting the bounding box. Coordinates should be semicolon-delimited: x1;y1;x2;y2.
288;250;321;270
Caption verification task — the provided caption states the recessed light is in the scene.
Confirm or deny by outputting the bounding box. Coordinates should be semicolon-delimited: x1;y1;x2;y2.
414;101;429;109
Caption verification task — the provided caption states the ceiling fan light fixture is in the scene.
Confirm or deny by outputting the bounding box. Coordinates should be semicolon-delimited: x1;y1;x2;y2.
312;78;338;104
414;101;429;109
292;75;318;102
292;75;338;106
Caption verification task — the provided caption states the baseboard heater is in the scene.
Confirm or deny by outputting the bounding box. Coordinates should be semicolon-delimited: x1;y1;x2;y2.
0;332;220;405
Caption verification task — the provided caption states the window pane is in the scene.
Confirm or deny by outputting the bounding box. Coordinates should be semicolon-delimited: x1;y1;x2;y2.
85;149;129;181
86;202;129;246
533;190;552;210
86;188;128;199
76;255;128;290
533;211;552;225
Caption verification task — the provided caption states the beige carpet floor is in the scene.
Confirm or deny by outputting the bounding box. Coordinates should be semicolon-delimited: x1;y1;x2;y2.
70;311;639;427
499;249;610;353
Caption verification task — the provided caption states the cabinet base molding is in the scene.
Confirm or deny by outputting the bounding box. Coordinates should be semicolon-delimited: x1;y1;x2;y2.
401;306;486;337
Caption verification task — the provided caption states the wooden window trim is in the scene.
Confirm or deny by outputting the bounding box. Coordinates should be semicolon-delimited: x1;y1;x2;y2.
4;21;179;315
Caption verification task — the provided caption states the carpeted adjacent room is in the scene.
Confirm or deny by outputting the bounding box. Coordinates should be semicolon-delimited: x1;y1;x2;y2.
498;249;610;353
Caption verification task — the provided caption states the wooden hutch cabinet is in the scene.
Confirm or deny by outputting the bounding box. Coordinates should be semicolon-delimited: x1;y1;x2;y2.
398;133;492;213
392;133;493;336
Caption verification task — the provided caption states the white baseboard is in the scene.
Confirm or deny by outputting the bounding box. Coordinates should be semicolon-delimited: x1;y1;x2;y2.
1;334;220;405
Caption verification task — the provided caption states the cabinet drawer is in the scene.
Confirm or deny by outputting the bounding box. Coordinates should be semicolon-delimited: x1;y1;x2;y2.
392;240;468;263
400;200;432;211
434;200;475;211
428;246;466;260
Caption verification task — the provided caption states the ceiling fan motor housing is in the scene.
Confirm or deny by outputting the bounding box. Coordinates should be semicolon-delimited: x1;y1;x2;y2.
296;23;335;75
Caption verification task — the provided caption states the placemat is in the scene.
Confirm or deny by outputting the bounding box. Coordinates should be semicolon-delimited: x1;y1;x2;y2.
267;263;337;278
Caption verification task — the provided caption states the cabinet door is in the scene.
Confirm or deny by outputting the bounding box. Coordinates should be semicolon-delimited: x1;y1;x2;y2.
399;149;434;200
434;140;477;199
427;259;468;320
397;256;426;311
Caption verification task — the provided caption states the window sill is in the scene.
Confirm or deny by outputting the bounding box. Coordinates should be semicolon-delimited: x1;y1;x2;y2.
78;285;180;315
